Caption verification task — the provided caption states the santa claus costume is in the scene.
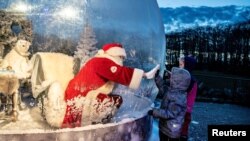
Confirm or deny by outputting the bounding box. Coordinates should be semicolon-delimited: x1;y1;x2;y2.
61;43;146;128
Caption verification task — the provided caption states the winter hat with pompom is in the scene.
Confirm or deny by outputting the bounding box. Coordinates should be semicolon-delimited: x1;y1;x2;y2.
184;56;196;72
101;43;126;57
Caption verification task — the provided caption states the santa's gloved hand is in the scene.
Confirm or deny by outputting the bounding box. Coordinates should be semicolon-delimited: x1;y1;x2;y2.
144;64;160;79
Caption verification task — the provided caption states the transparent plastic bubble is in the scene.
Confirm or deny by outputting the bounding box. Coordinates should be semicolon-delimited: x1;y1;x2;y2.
0;0;165;135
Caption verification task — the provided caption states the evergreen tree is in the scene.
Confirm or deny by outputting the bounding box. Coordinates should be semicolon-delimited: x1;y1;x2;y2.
73;23;98;73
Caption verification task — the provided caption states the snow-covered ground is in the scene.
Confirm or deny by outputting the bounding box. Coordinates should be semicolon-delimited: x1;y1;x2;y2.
149;101;250;141
0;94;151;132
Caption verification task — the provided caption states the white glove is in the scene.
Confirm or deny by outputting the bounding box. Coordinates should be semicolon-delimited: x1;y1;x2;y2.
144;64;160;79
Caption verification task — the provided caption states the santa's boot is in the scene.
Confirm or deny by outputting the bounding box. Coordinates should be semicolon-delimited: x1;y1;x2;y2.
110;94;123;108
104;94;123;123
92;94;123;124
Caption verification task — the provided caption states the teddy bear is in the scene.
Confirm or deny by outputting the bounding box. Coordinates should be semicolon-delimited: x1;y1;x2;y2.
3;39;32;80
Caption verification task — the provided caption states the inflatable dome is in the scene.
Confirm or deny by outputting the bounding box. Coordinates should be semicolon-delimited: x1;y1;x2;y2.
0;0;165;140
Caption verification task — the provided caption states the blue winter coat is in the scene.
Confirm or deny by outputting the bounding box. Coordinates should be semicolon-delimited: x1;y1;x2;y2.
152;67;191;138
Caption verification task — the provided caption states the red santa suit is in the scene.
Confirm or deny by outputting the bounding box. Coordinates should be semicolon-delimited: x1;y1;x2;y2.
61;43;144;128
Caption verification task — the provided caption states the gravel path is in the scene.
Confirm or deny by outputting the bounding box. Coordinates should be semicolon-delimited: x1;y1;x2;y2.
149;101;250;141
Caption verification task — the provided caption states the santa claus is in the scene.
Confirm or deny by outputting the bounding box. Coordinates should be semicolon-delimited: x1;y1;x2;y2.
61;43;160;128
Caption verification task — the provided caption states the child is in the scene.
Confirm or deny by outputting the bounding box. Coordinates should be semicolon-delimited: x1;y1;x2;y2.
179;56;198;141
148;67;191;141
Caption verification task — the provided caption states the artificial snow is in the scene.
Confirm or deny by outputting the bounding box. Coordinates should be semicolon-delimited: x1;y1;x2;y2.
0;93;152;134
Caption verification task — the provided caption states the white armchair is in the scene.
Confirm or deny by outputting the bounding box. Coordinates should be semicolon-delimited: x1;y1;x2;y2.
30;52;74;127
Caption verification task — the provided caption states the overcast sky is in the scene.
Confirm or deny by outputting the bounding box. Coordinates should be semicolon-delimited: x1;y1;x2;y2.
157;0;250;8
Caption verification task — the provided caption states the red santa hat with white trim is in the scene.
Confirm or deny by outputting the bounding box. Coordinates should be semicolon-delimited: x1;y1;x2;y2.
101;43;127;57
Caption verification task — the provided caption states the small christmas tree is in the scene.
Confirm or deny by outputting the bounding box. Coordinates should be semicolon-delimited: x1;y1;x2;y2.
73;23;98;74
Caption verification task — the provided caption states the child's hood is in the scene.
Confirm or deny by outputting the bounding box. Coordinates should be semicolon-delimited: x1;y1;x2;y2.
170;67;191;91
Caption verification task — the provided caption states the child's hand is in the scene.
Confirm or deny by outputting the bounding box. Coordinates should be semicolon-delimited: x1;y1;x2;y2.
148;110;153;115
166;70;171;76
163;70;171;79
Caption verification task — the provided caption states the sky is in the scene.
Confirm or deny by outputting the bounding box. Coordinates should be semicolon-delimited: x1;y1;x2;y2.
157;0;250;8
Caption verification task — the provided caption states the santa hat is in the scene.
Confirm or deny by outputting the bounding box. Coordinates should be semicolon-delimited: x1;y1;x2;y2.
101;43;126;57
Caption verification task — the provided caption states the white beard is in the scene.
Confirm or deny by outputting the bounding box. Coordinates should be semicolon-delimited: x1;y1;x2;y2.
111;56;123;66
